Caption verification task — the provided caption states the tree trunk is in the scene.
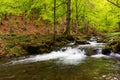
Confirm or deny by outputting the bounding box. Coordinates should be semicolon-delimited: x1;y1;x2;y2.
82;15;85;33
75;0;79;34
4;14;8;20
21;13;27;31
65;0;71;36
118;22;120;31
44;4;49;34
9;15;14;34
85;22;89;34
0;17;2;27
82;6;85;33
53;0;56;41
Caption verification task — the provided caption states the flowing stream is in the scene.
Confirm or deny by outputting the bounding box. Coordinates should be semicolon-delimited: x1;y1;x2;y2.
0;37;120;80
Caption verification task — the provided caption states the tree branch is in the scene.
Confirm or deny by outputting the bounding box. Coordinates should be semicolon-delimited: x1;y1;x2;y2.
107;0;120;8
56;2;66;8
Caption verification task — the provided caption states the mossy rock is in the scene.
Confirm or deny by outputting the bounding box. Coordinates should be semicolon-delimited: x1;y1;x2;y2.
4;45;27;57
86;49;97;56
106;39;120;53
22;45;40;55
102;48;111;55
111;43;120;53
39;48;49;53
56;36;65;42
56;35;74;42
65;35;75;41
97;39;104;43
76;40;89;45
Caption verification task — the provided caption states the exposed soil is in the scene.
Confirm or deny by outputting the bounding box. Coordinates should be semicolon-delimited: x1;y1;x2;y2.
0;15;106;57
0;16;54;34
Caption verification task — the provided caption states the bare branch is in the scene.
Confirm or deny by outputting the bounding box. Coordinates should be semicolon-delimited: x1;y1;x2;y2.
56;2;66;8
107;0;120;8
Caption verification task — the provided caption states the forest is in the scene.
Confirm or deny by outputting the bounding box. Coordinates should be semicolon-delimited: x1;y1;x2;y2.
0;0;120;80
0;0;119;56
0;0;120;35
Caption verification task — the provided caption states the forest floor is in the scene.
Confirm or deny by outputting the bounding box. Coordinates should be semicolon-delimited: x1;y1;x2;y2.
0;33;91;57
0;16;89;57
0;16;110;57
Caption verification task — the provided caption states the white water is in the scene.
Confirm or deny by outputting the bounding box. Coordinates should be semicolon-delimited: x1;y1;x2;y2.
110;52;120;59
7;38;120;65
91;54;109;58
91;48;109;58
11;47;87;65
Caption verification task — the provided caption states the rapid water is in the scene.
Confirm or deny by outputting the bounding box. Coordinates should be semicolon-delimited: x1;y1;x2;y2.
5;38;120;65
0;37;120;80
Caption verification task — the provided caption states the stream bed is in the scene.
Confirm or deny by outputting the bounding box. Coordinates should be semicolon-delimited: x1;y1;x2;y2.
0;38;120;80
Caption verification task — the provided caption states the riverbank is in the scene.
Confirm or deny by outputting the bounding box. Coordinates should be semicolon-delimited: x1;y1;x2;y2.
103;32;120;55
0;34;120;80
1;31;119;58
0;33;90;57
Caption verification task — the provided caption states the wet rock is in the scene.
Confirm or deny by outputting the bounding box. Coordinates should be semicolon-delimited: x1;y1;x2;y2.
61;48;66;52
112;43;120;53
39;48;49;53
90;36;98;41
76;40;89;45
97;39;104;43
23;45;40;54
65;35;75;41
85;48;97;56
102;48;111;55
106;39;120;53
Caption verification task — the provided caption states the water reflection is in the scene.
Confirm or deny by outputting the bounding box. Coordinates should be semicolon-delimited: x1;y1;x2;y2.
0;58;120;80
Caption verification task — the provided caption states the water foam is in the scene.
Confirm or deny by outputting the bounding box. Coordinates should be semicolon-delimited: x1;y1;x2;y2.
110;52;120;59
91;54;109;58
91;48;109;58
11;47;87;65
7;40;110;65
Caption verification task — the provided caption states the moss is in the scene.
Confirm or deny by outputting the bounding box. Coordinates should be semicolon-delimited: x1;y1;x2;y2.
39;48;49;53
65;35;75;41
86;49;97;56
0;34;77;57
12;47;23;57
76;40;89;45
111;43;120;53
106;39;120;53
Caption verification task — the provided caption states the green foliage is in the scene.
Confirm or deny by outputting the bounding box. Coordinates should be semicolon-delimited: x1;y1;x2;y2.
0;0;120;33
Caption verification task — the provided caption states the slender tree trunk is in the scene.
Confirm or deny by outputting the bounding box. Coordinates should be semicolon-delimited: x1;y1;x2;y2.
71;19;74;33
65;0;71;36
53;0;56;41
44;4;49;34
118;22;120;31
9;15;14;34
82;6;85;33
4;14;8;20
0;17;2;27
22;12;26;31
9;22;14;34
85;22;89;34
82;16;85;33
75;0;79;34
